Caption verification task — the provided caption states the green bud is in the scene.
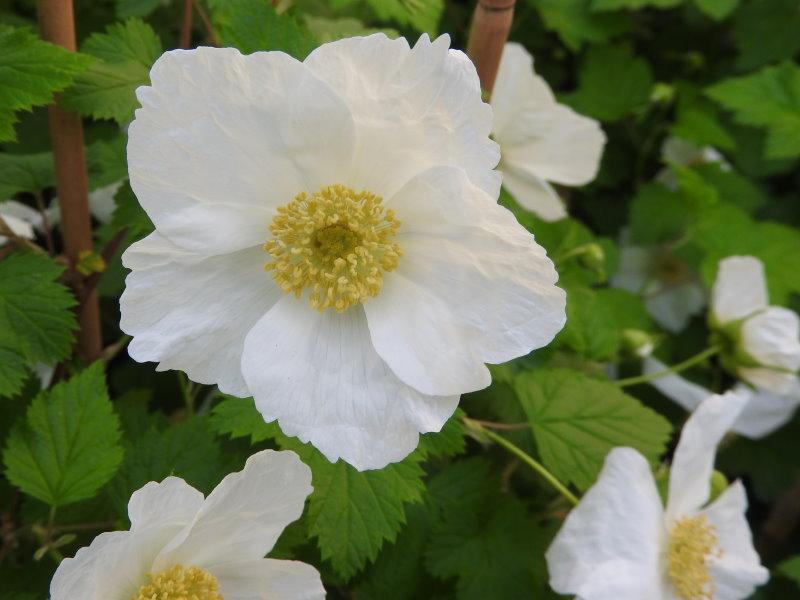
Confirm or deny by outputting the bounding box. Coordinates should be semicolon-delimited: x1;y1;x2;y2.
709;470;728;502
650;82;675;104
76;249;106;276
621;329;656;358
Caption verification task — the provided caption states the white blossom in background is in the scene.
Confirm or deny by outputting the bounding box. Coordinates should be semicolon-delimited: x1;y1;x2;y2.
546;392;769;599
48;180;123;226
0;200;42;245
121;35;567;471
711;256;800;394
50;450;324;600
612;239;705;333
644;356;800;439
656;136;729;190
490;43;605;221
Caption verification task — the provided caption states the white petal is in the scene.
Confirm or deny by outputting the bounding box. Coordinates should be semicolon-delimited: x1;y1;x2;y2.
740;307;800;391
213;559;325;600
500;167;567;220
701;481;769;599
0;211;35;243
120;232;281;396
666;391;749;519
645;281;705;333
737;366;799;397
0;199;42;230
304;34;500;200
153;450;312;571
50;531;130;600
127;476;204;532
88;181;123;223
711;256;768;324
731;381;800;438
643;357;712;414
128;47;356;253
241;296;459;470
611;246;652;294
364;167;565;395
546;448;664;599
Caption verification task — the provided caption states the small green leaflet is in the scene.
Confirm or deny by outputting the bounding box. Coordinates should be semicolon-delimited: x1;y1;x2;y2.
516;369;672;490
60;19;162;124
0;151;55;199
0;252;77;366
365;0;443;35
706;62;800;159
533;0;632;52
3;363;123;507
0;27;92;142
209;394;281;444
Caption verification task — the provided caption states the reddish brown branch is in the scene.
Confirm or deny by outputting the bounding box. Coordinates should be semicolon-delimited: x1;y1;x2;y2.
37;0;102;361
180;0;193;48
466;0;516;97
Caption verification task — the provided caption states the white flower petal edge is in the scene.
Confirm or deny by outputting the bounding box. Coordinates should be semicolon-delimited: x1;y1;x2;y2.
0;200;41;244
50;450;324;600
711;256;768;324
491;42;605;220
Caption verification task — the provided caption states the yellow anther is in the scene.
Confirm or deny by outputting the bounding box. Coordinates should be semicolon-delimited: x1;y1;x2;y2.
132;564;222;600
667;515;721;600
264;184;401;312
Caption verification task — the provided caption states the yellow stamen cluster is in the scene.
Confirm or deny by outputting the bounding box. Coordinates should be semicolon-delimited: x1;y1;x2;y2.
264;184;401;312
132;565;223;600
667;515;721;600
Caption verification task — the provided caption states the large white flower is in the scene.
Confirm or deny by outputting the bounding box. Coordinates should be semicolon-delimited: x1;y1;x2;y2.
546;392;769;599
644;356;800;439
0;199;42;245
50;450;324;600
121;35;567;471
490;43;605;221
711;256;800;394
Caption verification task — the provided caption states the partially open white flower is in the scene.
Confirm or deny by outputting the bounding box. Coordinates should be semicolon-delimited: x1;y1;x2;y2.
546;392;769;599
644;356;800;439
656;136;729;190
490;43;605;221
0;200;42;245
50;450;324;600
711;256;800;394
121;35;567;471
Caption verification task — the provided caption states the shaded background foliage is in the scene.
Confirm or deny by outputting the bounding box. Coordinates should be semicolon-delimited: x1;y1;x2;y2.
1;0;800;598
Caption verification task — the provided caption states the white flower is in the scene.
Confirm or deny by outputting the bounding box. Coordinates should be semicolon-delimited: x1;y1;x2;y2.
711;256;800;394
50;450;324;600
120;35;567;471
546;392;769;600
656;136;729;190
0;199;42;245
612;243;705;333
490;43;605;221
644;356;800;439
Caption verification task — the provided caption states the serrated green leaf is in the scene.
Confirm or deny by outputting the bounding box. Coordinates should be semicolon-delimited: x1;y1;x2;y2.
0;344;27;398
365;0;443;34
209;394;280;444
516;369;672;490
733;0;800;70
0;151;54;199
694;0;738;20
556;285;620;360
628;182;688;244
3;363;123;506
0;252;76;364
706;62;800;159
116;0;163;19
60;19;162;124
417;408;466;459
304;15;398;43
0;27;92;142
532;0;631;51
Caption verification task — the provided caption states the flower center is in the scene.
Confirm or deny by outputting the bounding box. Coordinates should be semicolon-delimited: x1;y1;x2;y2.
667;515;721;600
132;565;223;600
264;184;401;312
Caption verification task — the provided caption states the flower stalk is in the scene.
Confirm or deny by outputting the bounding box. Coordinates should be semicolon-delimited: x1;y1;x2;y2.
615;345;721;388
466;0;516;96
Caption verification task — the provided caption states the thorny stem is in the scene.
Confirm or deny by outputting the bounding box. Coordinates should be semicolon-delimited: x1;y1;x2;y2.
466;0;516;97
615;345;721;388
464;417;579;506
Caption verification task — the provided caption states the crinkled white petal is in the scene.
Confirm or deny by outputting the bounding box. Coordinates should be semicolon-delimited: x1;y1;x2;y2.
154;450;312;571
701;481;769;599
711;256;768;324
213;559;325;600
666;391;748;520
128;46;356;255
645;280;705;333
500;167;567;220
127;476;204;532
241;296;459;471
740;307;800;391
546;448;664;599
121;232;281;397
364;166;565;395
303;33;500;200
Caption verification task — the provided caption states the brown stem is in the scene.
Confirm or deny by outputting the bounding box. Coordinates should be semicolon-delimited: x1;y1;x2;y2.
180;0;193;48
34;191;55;255
0;215;46;255
470;418;529;431
193;1;220;47
466;0;516;97
37;0;102;361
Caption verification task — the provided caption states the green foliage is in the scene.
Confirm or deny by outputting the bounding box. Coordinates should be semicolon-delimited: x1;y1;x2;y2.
60;19;162;123
531;0;631;51
3;363;123;506
0;152;54;199
778;555;800;588
0;27;92;142
516;369;672;490
364;0;443;34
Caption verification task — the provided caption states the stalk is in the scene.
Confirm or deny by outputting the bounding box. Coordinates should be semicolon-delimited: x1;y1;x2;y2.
466;0;516;97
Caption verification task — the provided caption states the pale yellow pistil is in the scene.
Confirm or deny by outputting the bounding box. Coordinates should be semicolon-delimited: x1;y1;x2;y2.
132;564;223;600
264;184;401;312
667;515;721;600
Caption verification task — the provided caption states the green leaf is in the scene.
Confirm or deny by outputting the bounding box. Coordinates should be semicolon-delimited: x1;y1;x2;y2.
0;344;27;398
3;363;123;507
0;252;77;365
531;0;631;51
0;151;54;199
556;285;627;360
209;394;281;444
0;27;92;142
304;15;398;43
564;44;654;121
515;369;672;490
365;0;443;34
417;408;466;459
706;62;800;159
591;0;681;10
60;19;162;124
733;0;800;70
278;436;425;581
778;555;800;587
116;0;163;19
628;182;688;245
694;0;738;20
214;0;316;59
